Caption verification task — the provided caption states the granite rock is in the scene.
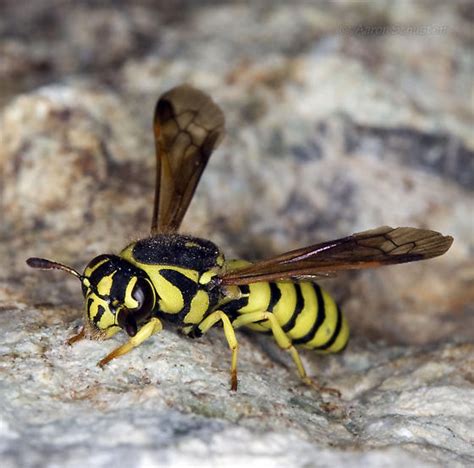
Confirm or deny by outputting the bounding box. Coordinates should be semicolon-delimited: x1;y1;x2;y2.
1;1;473;467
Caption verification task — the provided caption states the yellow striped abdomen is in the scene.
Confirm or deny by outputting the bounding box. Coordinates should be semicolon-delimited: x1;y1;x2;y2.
221;276;349;353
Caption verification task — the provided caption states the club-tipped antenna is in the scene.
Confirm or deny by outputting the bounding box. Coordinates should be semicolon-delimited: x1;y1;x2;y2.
26;257;83;280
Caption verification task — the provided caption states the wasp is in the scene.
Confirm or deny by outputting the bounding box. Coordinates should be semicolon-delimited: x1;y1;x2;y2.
27;85;453;392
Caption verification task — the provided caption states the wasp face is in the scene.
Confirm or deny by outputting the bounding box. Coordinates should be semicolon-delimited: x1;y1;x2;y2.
82;255;156;339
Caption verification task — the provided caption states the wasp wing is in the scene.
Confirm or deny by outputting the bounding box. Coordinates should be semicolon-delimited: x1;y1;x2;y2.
220;226;453;285
151;85;225;234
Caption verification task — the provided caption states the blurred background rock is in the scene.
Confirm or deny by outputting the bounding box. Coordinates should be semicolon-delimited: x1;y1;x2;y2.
0;1;473;467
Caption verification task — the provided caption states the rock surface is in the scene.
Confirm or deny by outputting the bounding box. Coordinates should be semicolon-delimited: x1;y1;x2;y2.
1;1;473;467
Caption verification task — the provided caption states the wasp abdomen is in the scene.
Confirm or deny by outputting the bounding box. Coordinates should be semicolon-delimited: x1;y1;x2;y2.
223;279;349;354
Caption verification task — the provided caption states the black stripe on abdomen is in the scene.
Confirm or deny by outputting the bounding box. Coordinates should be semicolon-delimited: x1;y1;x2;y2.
292;283;326;345
267;282;282;312
281;283;304;332
314;304;343;350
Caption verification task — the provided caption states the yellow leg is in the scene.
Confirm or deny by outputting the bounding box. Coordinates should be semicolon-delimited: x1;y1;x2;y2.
196;310;239;391
232;312;340;396
97;317;163;368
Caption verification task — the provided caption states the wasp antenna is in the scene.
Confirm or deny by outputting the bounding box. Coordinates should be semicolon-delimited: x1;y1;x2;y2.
26;257;82;280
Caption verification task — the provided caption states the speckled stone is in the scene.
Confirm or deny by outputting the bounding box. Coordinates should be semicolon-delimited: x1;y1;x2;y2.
1;1;473;467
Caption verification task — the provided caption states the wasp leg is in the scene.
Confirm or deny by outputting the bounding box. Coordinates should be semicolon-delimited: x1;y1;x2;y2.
231;312;340;397
195;311;239;391
97;317;163;368
67;327;86;345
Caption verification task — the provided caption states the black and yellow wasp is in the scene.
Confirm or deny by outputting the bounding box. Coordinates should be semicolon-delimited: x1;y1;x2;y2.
27;85;453;391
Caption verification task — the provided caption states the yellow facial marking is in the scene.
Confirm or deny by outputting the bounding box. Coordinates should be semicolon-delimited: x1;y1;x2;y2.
103;326;121;338
86;292;116;331
96;274;114;296
124;276;139;309
84;257;109;277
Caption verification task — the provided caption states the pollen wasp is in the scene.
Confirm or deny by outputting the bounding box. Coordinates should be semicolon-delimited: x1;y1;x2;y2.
27;85;453;392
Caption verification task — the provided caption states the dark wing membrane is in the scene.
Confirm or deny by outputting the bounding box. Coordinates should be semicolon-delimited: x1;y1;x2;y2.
151;85;225;234
220;226;453;285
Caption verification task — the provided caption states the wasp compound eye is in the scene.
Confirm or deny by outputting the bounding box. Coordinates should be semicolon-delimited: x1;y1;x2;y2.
117;309;138;337
131;278;155;317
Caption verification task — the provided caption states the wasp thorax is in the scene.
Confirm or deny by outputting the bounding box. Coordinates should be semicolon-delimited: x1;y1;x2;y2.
82;254;157;337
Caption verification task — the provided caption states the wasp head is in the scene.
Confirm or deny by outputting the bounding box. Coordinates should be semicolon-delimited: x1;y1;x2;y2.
26;254;157;339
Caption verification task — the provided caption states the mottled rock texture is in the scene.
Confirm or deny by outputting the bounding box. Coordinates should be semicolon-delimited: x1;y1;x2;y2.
1;1;473;467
